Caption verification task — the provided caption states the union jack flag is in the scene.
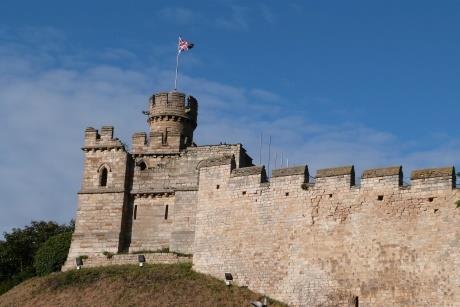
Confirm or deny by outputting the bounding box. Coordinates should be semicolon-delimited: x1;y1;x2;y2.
178;36;194;53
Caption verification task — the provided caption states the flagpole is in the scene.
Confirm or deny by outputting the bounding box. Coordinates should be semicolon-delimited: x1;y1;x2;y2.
174;51;180;91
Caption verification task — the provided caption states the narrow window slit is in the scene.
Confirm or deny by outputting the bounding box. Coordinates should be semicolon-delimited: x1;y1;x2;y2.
216;184;220;190
164;205;169;220
100;167;108;187
133;205;137;220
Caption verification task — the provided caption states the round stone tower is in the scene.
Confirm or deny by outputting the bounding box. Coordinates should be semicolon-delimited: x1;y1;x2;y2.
147;91;198;152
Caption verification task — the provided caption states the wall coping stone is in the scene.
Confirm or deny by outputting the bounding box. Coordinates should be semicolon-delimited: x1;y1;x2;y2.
316;166;354;178
411;167;455;180
272;165;308;178
232;166;265;177
362;166;402;179
197;155;234;169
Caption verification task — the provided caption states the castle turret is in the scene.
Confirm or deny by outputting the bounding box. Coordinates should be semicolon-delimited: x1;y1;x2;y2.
145;91;198;153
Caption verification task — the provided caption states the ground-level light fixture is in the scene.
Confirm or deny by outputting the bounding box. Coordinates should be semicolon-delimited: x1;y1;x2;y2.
251;296;268;307
224;272;233;286
138;254;146;267
75;257;83;270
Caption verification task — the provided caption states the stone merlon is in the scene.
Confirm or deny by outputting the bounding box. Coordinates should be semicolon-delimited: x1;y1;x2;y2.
272;165;309;180
316;165;355;178
231;165;266;177
362;166;402;179
411;166;455;180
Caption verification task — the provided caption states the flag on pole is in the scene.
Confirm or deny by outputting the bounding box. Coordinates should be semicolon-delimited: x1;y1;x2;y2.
175;36;194;90
178;36;194;53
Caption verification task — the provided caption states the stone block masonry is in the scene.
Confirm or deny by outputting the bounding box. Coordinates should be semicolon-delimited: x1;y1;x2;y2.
62;253;191;271
194;159;459;306
64;91;253;269
65;90;459;306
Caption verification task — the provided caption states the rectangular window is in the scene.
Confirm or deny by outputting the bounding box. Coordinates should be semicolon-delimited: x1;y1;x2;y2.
134;205;137;220
164;205;169;220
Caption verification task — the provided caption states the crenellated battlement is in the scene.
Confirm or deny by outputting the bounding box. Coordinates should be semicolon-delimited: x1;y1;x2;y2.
197;156;456;193
70;90;459;306
83;126;126;151
131;91;198;154
148;92;198;123
194;158;460;306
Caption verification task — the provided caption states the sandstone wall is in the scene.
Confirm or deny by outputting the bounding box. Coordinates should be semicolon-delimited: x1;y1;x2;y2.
129;144;252;254
193;160;460;307
62;253;191;271
129;193;175;252
66;127;130;267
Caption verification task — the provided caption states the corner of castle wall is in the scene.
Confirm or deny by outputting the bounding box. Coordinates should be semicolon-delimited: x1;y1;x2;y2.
132;132;147;154
83;126;126;151
197;155;236;189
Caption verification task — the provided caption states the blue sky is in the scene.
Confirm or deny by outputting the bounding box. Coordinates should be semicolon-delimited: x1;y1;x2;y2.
1;0;460;235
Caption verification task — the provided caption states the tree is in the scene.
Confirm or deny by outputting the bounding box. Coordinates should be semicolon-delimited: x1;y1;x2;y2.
0;220;74;294
33;231;73;276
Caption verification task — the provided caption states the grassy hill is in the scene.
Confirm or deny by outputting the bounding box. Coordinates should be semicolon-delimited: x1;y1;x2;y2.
0;263;287;307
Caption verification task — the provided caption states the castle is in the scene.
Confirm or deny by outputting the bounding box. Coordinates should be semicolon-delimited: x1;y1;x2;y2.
64;91;460;306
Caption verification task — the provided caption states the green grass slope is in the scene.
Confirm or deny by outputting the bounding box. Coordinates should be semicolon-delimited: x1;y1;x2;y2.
0;263;287;307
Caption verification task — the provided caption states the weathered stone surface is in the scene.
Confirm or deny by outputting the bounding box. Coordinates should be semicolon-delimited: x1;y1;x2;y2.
66;91;460;307
362;166;402;178
231;165;265;177
271;165;308;179
66;92;254;269
194;161;460;307
62;253;191;271
316;165;354;178
411;166;455;179
197;154;235;169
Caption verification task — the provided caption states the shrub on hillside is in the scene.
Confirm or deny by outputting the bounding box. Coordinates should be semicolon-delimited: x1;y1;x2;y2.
33;232;72;276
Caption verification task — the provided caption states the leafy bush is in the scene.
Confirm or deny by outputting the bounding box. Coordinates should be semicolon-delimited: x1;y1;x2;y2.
0;220;74;294
33;232;73;276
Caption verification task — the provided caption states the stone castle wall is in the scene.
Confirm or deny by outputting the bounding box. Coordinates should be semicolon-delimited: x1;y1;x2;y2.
65;97;254;269
66;127;131;261
65;91;459;306
62;253;191;271
193;158;459;306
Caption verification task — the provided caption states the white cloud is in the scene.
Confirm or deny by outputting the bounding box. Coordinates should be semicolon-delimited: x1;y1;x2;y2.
250;88;280;102
157;7;199;24
0;26;459;237
259;4;276;24
216;4;250;30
